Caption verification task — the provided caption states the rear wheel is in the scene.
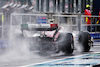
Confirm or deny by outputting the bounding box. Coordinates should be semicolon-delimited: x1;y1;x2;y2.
58;33;74;54
78;32;91;52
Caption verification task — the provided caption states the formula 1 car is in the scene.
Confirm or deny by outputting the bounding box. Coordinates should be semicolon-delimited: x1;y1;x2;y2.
21;23;92;54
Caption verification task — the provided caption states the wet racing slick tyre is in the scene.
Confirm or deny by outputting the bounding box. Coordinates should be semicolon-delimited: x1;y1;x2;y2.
58;33;74;54
78;32;91;52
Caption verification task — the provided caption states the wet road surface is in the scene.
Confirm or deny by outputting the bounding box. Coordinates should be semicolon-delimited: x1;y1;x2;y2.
0;42;99;67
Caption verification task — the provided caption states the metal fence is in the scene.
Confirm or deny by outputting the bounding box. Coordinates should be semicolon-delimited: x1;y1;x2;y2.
10;13;47;42
35;0;92;13
10;14;100;42
10;13;47;25
52;15;79;32
52;15;100;33
81;15;100;32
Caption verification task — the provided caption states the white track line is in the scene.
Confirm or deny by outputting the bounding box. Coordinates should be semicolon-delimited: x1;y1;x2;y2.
19;52;100;67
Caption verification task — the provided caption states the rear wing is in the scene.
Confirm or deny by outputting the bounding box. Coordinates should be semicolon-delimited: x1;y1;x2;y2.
21;24;58;31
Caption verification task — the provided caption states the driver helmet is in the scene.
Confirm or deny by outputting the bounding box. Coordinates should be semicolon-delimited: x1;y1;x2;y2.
49;19;55;23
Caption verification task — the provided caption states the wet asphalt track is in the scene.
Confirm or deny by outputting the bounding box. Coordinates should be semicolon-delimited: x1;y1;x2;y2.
0;42;99;67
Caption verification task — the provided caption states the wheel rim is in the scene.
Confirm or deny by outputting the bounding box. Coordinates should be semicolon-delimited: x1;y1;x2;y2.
71;43;74;50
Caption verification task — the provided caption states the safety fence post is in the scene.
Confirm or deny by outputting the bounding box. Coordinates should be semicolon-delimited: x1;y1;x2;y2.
36;0;39;11
78;14;81;31
41;0;44;12
53;0;56;12
88;0;90;5
72;0;74;13
76;0;78;13
62;0;65;12
68;0;70;13
57;0;60;12
81;0;83;13
46;0;49;12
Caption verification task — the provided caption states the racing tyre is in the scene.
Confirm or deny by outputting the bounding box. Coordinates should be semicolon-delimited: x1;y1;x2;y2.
58;33;74;54
78;32;91;52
